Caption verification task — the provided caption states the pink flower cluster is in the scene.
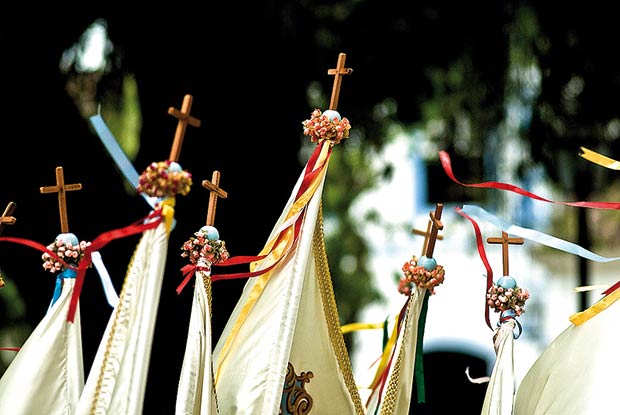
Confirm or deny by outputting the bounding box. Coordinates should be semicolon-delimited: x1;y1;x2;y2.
487;284;530;316
302;109;351;145
397;256;445;296
42;239;91;273
181;232;230;267
137;160;192;198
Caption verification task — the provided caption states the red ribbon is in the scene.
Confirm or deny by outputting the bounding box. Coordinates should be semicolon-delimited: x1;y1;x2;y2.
439;150;620;210
67;209;164;322
0;209;163;323
200;142;331;282
455;207;495;330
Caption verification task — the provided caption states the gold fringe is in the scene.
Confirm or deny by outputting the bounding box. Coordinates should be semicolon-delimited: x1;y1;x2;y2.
313;202;365;415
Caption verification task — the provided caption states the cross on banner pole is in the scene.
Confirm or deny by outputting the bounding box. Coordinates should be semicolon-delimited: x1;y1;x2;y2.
412;220;444;257
487;230;524;276
424;203;444;258
168;94;202;162
40;166;82;233
0;201;16;235
327;53;353;110
202;171;228;226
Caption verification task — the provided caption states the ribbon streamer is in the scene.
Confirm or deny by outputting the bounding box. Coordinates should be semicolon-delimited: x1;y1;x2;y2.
439;150;620;210
460;204;620;263
579;146;620;170
90;112;158;209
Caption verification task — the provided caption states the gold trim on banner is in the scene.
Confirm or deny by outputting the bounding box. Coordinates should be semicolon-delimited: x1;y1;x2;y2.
313;202;365;414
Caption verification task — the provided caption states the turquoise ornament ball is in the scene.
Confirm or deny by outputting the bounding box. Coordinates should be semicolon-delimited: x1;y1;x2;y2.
497;275;517;290
168;161;182;172
56;232;79;246
418;255;437;271
200;225;220;241
322;109;341;122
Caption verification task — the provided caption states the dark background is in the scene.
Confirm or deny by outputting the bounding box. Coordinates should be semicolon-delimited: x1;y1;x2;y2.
0;7;501;413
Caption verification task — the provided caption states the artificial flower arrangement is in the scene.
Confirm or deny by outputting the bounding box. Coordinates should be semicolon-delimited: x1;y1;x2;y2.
41;233;92;273
302;108;351;145
397;255;445;296
137;160;192;198
486;276;530;317
181;226;230;267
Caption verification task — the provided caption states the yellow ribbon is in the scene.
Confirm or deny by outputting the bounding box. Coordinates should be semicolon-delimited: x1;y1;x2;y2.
367;313;401;390
215;142;331;380
160;198;175;235
569;286;620;325
579;146;620;170
340;322;385;335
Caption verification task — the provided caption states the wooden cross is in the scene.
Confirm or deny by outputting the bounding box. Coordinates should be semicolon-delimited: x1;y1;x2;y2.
412;219;444;257
327;53;353;110
168;94;201;162
202;171;228;226
424;203;444;258
0;201;16;235
40;166;82;233
487;231;524;276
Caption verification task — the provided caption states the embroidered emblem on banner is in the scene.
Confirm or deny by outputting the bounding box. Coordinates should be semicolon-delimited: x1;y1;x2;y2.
280;362;314;414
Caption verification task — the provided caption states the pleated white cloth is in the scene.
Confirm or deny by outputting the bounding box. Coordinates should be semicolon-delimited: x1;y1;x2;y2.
213;146;364;415
364;288;427;415
480;319;516;415
175;264;218;415
76;213;170;415
0;277;83;415
514;290;620;414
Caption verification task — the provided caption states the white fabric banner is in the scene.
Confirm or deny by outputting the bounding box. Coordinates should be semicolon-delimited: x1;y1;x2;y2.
0;278;83;415
76;217;169;415
365;289;426;415
514;296;620;414
176;268;218;415
213;164;362;415
480;319;516;415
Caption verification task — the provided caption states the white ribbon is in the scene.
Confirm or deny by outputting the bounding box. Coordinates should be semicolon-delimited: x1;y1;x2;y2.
461;204;620;263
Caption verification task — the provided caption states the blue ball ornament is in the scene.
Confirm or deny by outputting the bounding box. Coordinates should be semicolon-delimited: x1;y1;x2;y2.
418;255;437;271
200;225;220;241
168;161;183;172
497;275;517;290
322;109;341;122
56;232;79;247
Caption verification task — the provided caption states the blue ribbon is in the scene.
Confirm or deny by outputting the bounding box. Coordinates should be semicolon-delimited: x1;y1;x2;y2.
48;268;77;312
461;204;620;263
89;112;157;209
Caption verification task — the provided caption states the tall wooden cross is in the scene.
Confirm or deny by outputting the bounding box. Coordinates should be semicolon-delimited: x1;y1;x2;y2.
327;53;353;110
424;203;444;258
40;166;82;233
0;201;16;235
412;218;444;257
168;94;201;162
487;231;524;276
202;171;228;226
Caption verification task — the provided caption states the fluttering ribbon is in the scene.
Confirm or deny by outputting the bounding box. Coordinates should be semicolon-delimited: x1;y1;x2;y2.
66;207;166;322
455;207;495;330
90;112;158;209
91;251;119;308
460;204;620;263
366;299;408;411
439;150;620;210
209;141;331;281
579;146;620;170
